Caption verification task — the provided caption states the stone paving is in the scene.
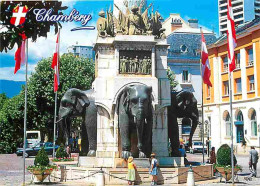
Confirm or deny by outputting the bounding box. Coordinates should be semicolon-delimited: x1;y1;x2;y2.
0;153;260;185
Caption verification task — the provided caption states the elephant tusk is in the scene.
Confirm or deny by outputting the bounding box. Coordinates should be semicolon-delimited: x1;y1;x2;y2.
145;118;147;124
134;117;136;123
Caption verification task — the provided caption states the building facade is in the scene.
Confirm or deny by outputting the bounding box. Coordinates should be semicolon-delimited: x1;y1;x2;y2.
204;19;260;153
163;14;217;142
67;44;95;60
218;0;260;35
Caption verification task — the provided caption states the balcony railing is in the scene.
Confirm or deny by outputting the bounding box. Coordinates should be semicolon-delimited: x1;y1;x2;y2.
248;60;254;66
223;65;228;72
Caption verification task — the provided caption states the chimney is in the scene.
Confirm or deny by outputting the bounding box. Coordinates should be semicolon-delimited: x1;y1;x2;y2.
171;18;183;32
188;19;198;28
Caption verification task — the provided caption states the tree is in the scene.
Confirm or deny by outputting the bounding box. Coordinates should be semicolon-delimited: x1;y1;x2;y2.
0;94;24;153
25;54;95;140
167;66;178;91
0;54;95;153
0;93;8;110
0;1;67;52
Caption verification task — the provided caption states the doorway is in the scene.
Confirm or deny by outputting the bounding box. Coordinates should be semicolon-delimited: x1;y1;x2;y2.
236;125;244;143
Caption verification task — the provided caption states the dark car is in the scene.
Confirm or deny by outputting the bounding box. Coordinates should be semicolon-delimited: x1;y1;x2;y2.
16;142;59;158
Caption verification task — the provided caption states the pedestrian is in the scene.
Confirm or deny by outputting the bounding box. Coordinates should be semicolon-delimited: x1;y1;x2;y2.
127;156;136;185
66;145;71;158
78;137;82;151
150;153;158;185
249;146;259;177
210;147;216;164
179;145;186;157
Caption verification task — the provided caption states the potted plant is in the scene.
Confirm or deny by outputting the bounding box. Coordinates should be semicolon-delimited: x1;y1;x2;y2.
27;147;57;182
215;144;242;182
52;145;74;162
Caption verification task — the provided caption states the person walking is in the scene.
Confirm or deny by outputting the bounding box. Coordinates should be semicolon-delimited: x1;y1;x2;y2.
127;156;136;185
210;147;216;164
150;153;158;185
249;146;259;177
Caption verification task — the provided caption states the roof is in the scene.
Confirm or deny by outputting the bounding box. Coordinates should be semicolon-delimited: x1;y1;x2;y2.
211;18;260;47
167;31;217;60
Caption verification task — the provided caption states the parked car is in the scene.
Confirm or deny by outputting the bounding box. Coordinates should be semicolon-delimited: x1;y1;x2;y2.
189;141;207;154
16;142;59;158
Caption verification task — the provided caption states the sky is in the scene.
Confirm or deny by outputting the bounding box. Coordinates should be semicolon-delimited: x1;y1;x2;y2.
0;0;219;83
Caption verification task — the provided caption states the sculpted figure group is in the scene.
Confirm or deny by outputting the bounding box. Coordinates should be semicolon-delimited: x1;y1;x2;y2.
120;55;151;74
97;1;166;38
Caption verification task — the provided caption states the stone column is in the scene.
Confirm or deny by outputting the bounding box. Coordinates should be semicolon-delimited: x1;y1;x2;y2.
152;107;169;157
152;47;156;77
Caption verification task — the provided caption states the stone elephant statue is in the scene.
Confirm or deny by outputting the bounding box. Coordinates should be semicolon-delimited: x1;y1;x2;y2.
168;90;199;156
116;84;153;159
57;88;97;157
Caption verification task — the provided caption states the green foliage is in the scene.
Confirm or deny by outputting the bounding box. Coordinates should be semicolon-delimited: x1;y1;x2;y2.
0;54;95;153
55;145;67;158
34;147;49;166
0;1;67;52
0;95;24;153
217;144;237;166
0;93;8;110
167;67;178;90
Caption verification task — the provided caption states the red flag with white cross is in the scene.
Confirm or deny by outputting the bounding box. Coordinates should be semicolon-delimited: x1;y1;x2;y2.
10;5;28;26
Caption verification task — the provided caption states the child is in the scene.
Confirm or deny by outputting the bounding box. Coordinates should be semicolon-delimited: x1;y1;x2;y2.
127;156;136;185
150;153;158;185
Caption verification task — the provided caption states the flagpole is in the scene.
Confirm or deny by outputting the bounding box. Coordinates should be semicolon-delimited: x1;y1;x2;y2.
200;60;205;164
200;27;205;164
53;91;57;158
228;70;234;184
22;38;28;186
53;28;60;158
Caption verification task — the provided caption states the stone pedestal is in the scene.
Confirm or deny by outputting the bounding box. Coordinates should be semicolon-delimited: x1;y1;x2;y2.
92;35;170;165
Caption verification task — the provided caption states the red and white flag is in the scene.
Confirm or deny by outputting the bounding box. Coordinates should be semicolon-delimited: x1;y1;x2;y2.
51;31;60;92
14;33;27;74
201;29;212;87
227;0;237;72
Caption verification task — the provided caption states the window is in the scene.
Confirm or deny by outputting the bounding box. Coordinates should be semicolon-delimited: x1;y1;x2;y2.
247;48;254;66
223;56;228;72
208;116;211;137
235;53;240;69
223;81;229;96
225;114;231;137
250;110;257;136
237;111;244;121
207;85;211;98
235;78;242;94
248;76;255;91
182;70;189;83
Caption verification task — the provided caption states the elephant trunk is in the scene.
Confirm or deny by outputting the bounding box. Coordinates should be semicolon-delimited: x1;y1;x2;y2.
134;108;145;124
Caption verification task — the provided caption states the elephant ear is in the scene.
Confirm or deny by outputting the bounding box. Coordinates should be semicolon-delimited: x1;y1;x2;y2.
116;86;130;114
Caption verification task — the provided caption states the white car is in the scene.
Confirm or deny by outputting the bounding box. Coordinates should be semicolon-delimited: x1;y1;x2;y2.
189;141;207;154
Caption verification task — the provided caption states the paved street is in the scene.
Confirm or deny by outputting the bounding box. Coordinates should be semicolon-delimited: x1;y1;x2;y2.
0;153;260;185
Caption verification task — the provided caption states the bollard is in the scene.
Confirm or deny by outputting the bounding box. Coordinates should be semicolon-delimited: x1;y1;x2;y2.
187;165;195;186
60;165;66;182
96;169;105;186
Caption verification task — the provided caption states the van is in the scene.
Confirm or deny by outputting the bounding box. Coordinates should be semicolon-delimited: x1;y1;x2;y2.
26;131;41;148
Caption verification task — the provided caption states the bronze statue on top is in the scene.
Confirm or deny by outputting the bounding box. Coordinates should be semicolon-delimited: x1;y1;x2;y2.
97;8;115;37
99;2;165;38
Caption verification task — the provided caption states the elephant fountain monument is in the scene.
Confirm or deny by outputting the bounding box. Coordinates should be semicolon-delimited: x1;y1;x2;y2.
56;2;213;184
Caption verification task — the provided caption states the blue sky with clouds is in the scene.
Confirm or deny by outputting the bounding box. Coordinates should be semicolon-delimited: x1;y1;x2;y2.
0;0;218;83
